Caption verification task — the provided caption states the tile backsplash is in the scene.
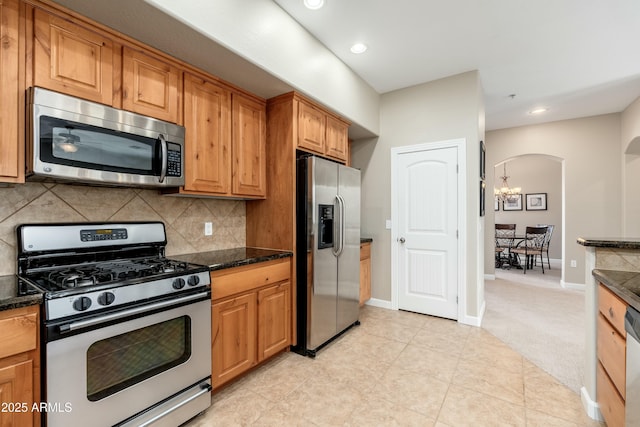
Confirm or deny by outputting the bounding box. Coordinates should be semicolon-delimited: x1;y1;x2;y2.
0;183;246;275
595;247;640;272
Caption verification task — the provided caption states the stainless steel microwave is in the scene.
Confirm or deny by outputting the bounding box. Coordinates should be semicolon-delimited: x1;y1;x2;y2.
27;87;185;188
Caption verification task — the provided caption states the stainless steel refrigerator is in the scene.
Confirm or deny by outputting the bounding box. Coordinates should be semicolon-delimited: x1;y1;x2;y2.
294;154;361;357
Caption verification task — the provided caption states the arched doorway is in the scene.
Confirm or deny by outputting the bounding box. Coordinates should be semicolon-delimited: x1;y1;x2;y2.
493;154;564;283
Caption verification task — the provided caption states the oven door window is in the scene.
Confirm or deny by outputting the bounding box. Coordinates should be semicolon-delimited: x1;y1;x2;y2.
86;316;191;401
39;115;159;175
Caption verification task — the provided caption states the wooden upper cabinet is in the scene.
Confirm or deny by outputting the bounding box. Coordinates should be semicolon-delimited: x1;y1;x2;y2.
0;0;23;182
122;47;181;123
183;73;231;195
295;96;350;163
232;93;266;198
33;8;114;105
297;100;325;155
325;114;349;162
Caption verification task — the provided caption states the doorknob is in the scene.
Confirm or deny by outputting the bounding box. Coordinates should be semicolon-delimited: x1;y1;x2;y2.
398;237;406;243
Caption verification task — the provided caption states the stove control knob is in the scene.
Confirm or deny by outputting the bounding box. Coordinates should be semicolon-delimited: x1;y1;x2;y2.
73;296;92;312
187;275;200;287
97;292;115;306
172;278;186;290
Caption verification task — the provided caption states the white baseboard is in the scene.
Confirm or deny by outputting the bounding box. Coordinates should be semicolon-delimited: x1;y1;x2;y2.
459;300;485;327
364;298;393;310
562;280;586;291
484;274;496;280
580;386;603;421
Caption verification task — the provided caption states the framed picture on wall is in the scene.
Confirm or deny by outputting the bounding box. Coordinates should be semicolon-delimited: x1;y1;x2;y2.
494;196;500;211
503;194;523;211
526;193;547;210
480;140;486;180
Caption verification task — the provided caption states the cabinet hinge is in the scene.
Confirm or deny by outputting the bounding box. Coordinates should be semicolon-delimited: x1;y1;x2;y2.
456;164;459;173
456;230;459;239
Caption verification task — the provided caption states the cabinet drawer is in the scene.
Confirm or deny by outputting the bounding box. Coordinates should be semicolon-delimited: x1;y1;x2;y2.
597;313;626;398
0;309;38;359
597;361;625;427
599;284;627;336
360;242;371;260
212;259;290;300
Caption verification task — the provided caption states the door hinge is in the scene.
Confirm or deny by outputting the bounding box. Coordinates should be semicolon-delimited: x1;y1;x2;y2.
456;296;459;304
456;164;459;173
456;230;459;239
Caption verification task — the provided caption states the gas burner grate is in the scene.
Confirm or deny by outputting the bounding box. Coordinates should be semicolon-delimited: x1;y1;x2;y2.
47;267;115;289
39;258;194;290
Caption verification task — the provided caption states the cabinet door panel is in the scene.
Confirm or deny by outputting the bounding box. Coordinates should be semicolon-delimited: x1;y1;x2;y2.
258;282;291;361
212;294;256;388
0;360;34;427
33;8;113;105
122;47;180;123
297;101;325;154
325;115;348;162
0;0;22;182
183;73;231;194
232;94;266;198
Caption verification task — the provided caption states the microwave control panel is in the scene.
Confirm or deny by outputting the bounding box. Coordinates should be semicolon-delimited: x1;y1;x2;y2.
167;142;182;177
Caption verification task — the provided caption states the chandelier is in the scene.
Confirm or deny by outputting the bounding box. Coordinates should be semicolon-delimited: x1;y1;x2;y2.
494;163;521;202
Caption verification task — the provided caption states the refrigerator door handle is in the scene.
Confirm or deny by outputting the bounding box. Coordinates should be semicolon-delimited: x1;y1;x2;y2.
334;195;346;257
332;196;341;257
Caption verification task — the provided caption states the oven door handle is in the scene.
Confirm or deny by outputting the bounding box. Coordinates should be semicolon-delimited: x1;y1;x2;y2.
59;293;207;333
134;383;212;427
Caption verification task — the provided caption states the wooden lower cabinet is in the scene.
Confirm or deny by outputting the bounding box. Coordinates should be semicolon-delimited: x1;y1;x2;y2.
597;283;627;427
359;242;371;306
211;259;291;389
211;293;256;388
0;305;40;427
258;282;290;361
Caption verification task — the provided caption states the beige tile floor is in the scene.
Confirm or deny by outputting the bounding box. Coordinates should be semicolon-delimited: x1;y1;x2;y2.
185;305;604;426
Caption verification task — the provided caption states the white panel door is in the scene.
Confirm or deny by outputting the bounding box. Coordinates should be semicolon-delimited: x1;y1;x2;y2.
397;146;458;319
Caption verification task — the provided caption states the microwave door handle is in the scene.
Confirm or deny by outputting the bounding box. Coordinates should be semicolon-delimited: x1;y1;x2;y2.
158;133;168;183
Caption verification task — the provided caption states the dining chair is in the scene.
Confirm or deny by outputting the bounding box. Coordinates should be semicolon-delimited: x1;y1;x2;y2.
495;224;516;268
510;226;548;274
537;224;555;269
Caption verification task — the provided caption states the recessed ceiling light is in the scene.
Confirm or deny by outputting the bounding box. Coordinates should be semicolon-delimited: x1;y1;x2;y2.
529;107;548;115
304;0;324;10
350;43;367;54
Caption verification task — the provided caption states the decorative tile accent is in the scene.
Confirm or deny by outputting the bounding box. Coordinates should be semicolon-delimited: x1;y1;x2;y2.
0;184;246;274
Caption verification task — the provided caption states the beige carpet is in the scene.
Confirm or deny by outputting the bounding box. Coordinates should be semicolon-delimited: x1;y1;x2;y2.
483;260;585;394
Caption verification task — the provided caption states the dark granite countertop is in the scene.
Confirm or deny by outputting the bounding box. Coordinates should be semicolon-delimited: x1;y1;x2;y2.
361;237;373;244
0;275;43;312
593;269;640;312
578;237;640;250
171;247;293;271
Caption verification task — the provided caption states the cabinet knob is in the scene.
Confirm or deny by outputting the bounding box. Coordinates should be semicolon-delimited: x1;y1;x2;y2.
398;237;406;244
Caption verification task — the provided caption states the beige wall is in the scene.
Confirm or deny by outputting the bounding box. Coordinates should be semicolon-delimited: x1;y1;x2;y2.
351;71;485;321
0;183;246;275
485;114;622;285
494;155;562;259
622;96;640;235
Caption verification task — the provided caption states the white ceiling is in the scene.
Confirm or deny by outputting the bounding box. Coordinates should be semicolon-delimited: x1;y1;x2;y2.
273;0;640;130
51;0;640;133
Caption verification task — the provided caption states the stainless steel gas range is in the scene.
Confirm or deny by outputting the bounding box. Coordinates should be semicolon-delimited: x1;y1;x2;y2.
17;222;212;427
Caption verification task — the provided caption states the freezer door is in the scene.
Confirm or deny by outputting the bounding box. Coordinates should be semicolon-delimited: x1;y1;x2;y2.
308;157;339;350
337;164;361;333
